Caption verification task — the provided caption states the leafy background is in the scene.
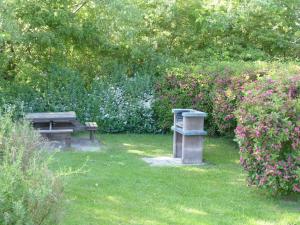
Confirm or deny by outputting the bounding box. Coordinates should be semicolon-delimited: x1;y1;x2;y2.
1;0;299;132
0;0;300;195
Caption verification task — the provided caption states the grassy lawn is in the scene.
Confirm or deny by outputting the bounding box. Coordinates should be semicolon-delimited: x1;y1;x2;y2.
51;134;300;225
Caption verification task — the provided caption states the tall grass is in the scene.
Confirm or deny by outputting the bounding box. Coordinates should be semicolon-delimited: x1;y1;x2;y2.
0;114;63;225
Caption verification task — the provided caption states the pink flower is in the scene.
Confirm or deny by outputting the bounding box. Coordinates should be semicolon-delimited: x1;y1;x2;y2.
240;157;245;165
235;126;246;138
255;130;261;137
293;185;300;192
288;85;297;98
284;128;289;134
224;114;235;121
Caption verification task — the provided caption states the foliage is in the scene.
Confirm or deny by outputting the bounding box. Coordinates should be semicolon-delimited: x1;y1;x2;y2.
1;0;299;83
0;0;300;134
168;0;300;61
235;75;300;194
212;73;259;136
0;114;63;225
87;75;157;133
153;67;214;133
0;74;156;133
0;66;87;119
0;0;299;205
154;62;300;194
154;62;300;136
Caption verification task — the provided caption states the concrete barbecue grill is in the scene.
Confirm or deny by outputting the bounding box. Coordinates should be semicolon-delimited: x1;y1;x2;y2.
171;109;207;164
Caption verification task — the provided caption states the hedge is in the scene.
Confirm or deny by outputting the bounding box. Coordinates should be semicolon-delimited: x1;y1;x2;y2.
154;62;300;194
235;75;300;194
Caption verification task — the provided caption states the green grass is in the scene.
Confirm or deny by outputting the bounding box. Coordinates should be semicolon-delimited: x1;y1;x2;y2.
51;134;300;225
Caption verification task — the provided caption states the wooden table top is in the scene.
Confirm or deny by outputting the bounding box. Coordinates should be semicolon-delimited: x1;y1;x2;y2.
25;111;77;122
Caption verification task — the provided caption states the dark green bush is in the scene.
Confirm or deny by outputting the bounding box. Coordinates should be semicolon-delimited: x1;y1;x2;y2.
0;73;157;133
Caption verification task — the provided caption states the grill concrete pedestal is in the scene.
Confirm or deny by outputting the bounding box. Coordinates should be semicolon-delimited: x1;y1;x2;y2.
172;109;207;165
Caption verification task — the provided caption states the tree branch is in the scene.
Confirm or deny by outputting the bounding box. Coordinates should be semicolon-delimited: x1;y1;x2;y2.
72;0;89;14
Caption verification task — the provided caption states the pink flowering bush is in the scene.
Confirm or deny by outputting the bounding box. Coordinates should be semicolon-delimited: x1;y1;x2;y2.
212;73;258;136
153;68;215;133
235;75;300;194
155;64;300;194
154;67;261;136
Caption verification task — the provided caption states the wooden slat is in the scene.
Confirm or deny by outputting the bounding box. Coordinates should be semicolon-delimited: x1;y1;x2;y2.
85;122;98;127
85;122;98;131
38;129;73;134
25;112;76;122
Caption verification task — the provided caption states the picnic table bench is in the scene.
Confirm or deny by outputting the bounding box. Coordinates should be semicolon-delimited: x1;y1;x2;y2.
25;112;98;147
85;122;98;141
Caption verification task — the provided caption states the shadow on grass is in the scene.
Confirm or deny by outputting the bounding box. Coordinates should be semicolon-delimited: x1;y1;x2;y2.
54;134;300;225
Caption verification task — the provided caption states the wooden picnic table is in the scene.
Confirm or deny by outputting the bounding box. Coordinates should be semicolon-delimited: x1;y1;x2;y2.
25;112;79;147
25;111;98;147
25;111;84;130
25;111;77;123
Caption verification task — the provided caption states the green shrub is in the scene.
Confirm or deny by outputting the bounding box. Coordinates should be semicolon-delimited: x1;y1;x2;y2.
153;67;215;134
0;72;157;133
84;75;157;133
235;75;300;194
0;66;87;119
1;62;299;135
153;63;245;134
212;73;260;136
153;62;300;135
0;114;63;224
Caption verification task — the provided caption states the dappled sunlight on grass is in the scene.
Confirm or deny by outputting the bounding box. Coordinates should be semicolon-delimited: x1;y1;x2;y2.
228;177;246;186
51;134;300;225
106;195;122;205
121;135;172;157
123;141;170;157
234;159;241;164
122;143;135;147
181;207;208;216
177;166;209;174
126;147;170;157
247;218;279;225
127;149;145;155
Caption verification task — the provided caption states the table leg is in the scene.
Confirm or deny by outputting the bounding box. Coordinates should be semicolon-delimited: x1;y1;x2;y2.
90;130;95;142
65;134;71;148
